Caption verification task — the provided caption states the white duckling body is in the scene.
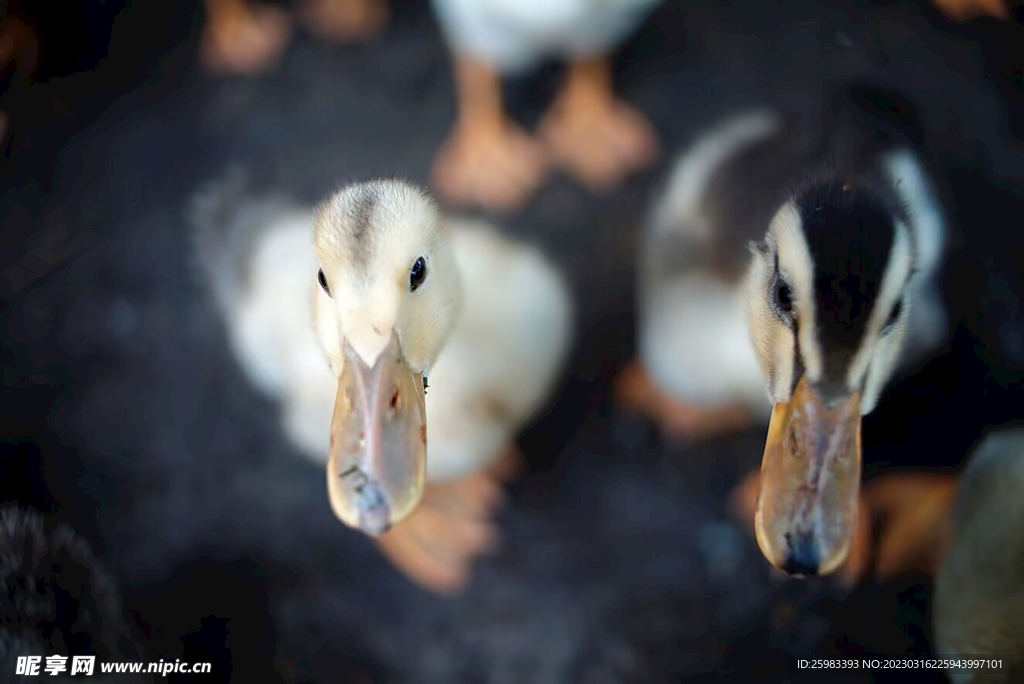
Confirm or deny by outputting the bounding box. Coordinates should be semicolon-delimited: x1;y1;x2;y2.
624;83;950;577
431;0;661;74
192;175;572;592
636;107;948;425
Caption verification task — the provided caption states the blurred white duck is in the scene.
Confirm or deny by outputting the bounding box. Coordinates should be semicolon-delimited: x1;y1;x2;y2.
933;427;1024;684
618;83;949;578
192;176;573;593
429;0;662;211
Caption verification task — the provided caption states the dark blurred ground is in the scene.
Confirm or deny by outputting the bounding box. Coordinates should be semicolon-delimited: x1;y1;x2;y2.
2;0;1023;682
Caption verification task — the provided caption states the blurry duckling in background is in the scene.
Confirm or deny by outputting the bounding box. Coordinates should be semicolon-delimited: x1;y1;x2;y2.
0;506;152;684
934;427;1024;684
192;176;573;593
199;0;388;75
429;0;662;212
618;82;950;578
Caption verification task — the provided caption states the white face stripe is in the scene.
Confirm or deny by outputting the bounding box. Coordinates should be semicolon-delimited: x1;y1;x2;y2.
744;148;947;416
768;201;823;381
846;220;914;389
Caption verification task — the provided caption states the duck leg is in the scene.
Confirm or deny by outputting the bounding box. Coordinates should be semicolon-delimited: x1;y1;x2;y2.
614;358;755;442
374;446;519;594
729;470;957;585
538;55;658;190
297;0;389;42
199;0;293;75
431;56;550;212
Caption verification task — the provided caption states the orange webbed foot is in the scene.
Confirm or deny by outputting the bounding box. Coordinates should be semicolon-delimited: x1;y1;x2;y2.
200;1;293;76
431;119;550;213
931;0;1010;22
862;473;958;581
538;57;659;190
298;0;389;42
374;469;504;594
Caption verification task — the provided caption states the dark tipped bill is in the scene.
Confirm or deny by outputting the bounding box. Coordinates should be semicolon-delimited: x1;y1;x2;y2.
754;375;862;576
326;332;427;536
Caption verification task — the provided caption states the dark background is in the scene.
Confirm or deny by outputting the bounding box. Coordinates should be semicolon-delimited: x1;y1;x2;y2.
2;0;1023;681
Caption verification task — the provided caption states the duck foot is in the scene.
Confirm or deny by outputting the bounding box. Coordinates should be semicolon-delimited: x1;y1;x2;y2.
931;0;1009;22
297;0;389;42
431;56;550;212
375;469;503;594
614;358;754;443
489;443;525;482
538;55;659;191
729;470;957;586
862;472;958;581
200;0;293;76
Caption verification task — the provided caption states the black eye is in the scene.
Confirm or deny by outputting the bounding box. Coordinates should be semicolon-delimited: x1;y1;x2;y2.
883;298;903;332
773;279;794;318
318;268;331;296
409;256;427;292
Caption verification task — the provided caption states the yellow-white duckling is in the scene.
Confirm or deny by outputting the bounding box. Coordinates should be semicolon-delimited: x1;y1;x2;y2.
618;83;949;577
934;427;1024;684
192;177;573;593
429;0;662;211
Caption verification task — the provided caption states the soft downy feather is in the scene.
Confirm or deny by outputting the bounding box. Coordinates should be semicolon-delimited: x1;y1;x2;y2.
638;82;948;416
638;110;782;416
190;174;573;482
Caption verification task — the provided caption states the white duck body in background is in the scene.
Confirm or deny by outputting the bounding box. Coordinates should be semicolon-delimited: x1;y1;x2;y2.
618;83;949;577
934;427;1024;684
193;176;573;593
429;0;663;211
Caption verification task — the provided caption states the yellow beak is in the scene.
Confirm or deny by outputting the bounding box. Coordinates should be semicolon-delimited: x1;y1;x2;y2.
754;375;862;576
326;332;427;536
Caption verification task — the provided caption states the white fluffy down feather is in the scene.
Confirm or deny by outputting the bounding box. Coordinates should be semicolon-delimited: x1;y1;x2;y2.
195;189;573;483
639;107;947;419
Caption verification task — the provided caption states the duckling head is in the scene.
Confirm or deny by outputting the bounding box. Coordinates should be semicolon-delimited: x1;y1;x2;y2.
312;180;461;536
743;177;915;577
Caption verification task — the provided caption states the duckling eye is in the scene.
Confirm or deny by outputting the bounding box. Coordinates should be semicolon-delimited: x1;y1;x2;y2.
882;298;903;333
409;256;427;292
772;279;794;320
318;268;331;297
